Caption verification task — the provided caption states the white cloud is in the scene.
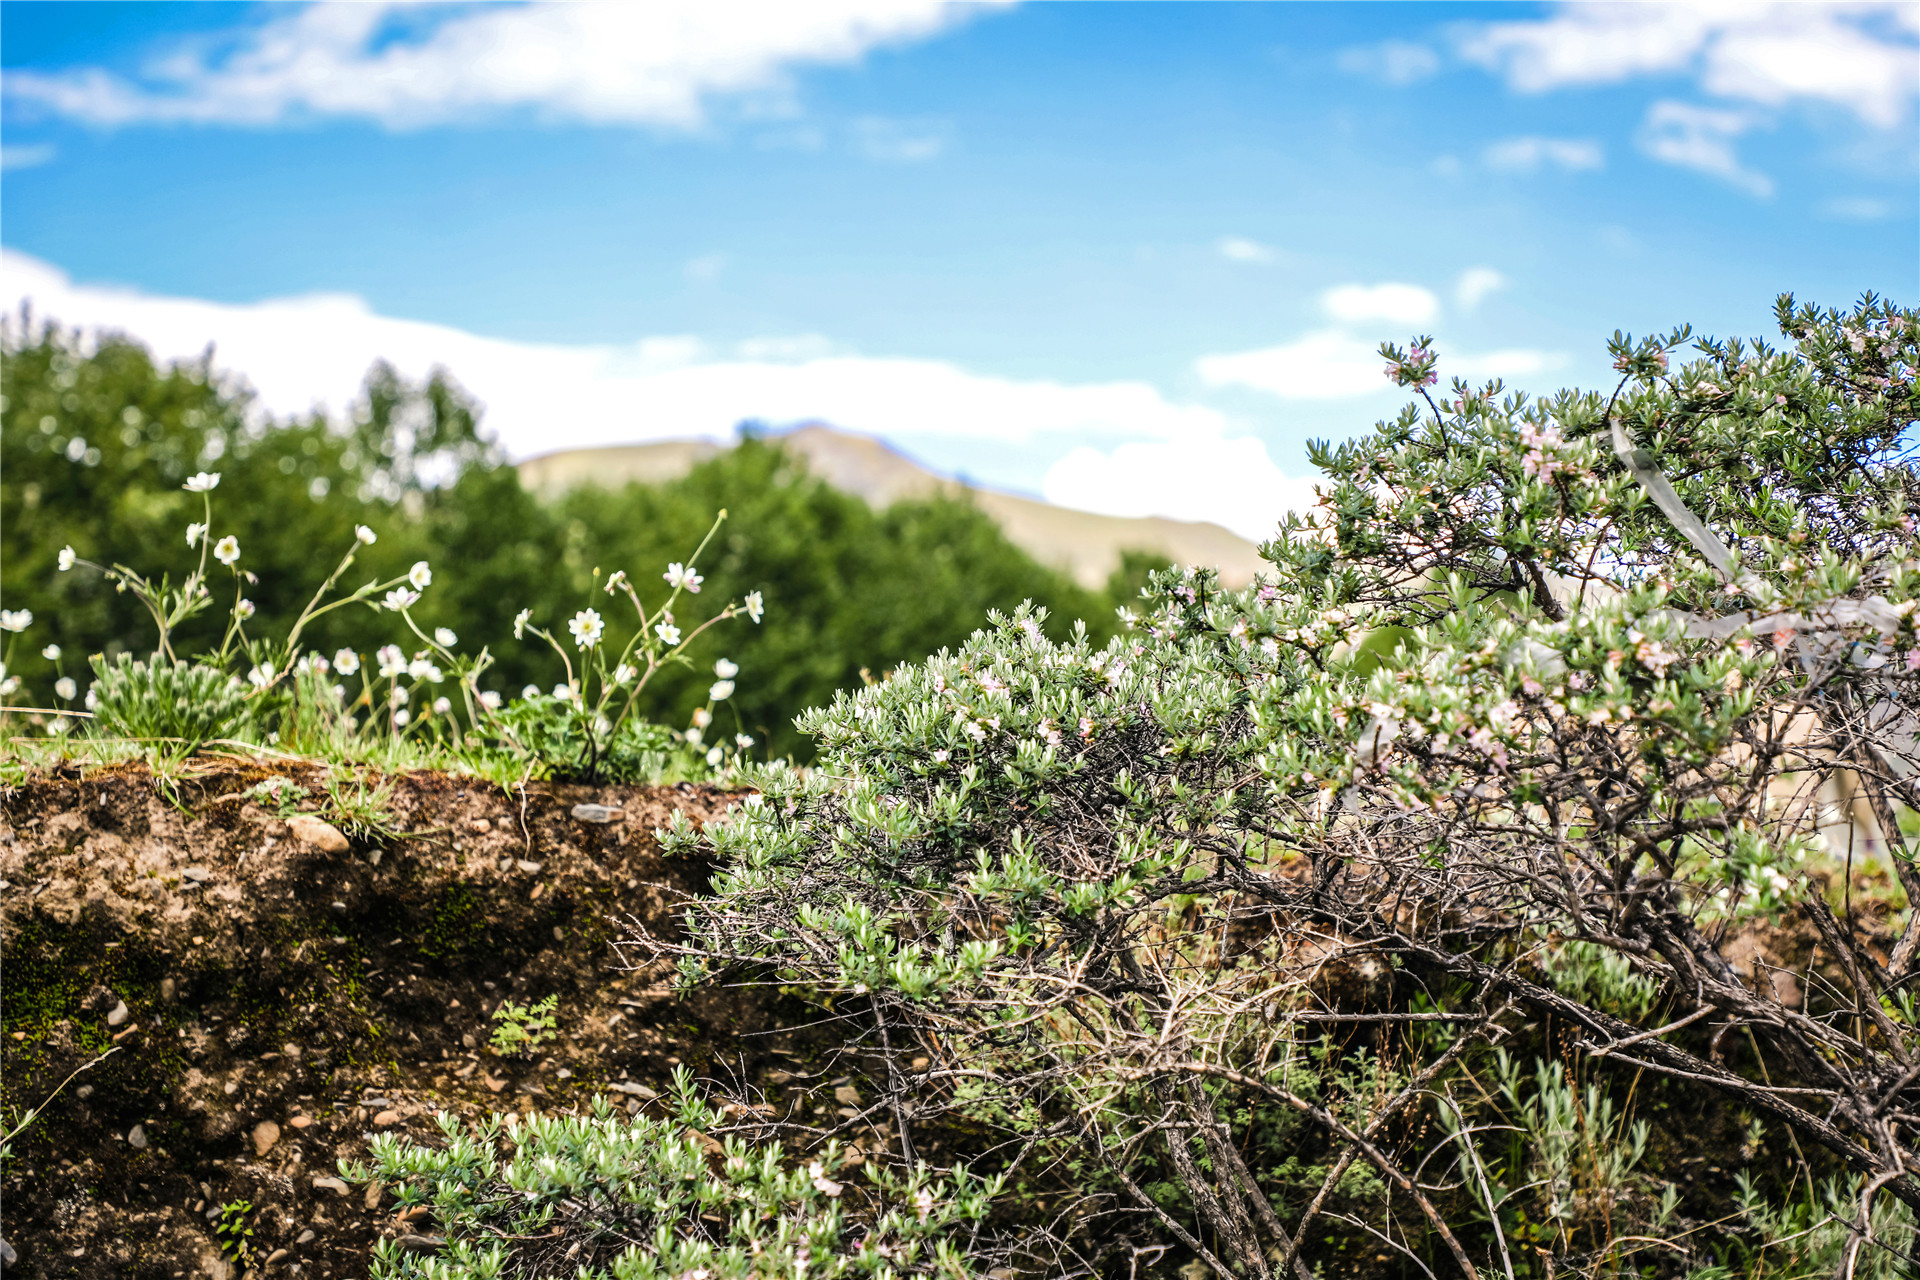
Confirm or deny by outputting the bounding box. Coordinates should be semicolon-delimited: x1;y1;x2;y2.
1217;236;1279;264
0;249;1226;462
851;117;947;162
1818;196;1893;221
2;1;1005;130
1197;326;1562;402
683;252;729;282
1458;2;1918;128
1638;99;1773;195
1481;135;1604;172
1335;40;1441;86
0;144;57;171
1321;283;1440;327
1196;329;1392;401
1043;436;1320;543
1454;267;1509;312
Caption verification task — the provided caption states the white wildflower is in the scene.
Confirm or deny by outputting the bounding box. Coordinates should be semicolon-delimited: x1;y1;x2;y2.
186;522;207;548
553;683;577;702
604;569;627;594
408;657;433;680
913;1187;934;1222
54;676;77;701
692;707;712;728
333;649;361;676
744;590;764;623
354;524;377;545
808;1161;843;1197
432;696;452;715
735;733;753;749
235;598;255;620
513;608;532;639
49;717;69;735
664;562;703;594
57;545;75;571
705;746;723;767
685;727;704;746
41;644;60;661
434;627;458;647
391;686;409;706
183;471;221;492
247;663;275;689
714;657;739;679
213;536;240;566
0;676;18;696
84;687;97;711
392;708;411;727
479;690;502;710
408;561;433;590
569;609;604;648
709;679;735;701
377;645;407;677
654;622;681;647
522;684;541;700
0;610;31;632
612;663;635;685
383;587;419;612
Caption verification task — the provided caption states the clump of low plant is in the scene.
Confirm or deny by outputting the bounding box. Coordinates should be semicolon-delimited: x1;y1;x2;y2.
213;1199;255;1266
486;994;558;1057
342;1069;1001;1279
87;652;250;756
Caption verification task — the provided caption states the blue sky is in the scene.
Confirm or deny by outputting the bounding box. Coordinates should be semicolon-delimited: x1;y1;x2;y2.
2;1;1914;538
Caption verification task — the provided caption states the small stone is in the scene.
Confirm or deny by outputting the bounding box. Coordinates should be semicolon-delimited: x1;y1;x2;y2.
554;1068;572;1080
296;1229;316;1244
106;999;130;1027
310;1176;350;1195
468;818;492;834
75;1085;93;1100
191;935;205;945
910;1056;930;1070
159;977;177;1002
111;1024;140;1043
397;1235;445;1255
570;803;621;824
515;859;542;874
252;1120;281;1156
1;1237;15;1268
484;1075;507;1093
289;1115;313;1129
372;1109;401;1127
287;815;350;852
609;1081;659;1100
552;926;565;942
265;1247;290;1264
127;1124;148;1149
833;1084;861;1106
282;1042;302;1058
330;901;347;913
182;866;212;882
364;1181;386;1211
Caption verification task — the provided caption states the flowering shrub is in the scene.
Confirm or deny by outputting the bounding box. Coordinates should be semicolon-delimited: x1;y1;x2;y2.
342;1069;999;1280
637;293;1920;1278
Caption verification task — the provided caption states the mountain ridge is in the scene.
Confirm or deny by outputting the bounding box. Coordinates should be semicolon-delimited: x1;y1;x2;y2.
517;424;1267;589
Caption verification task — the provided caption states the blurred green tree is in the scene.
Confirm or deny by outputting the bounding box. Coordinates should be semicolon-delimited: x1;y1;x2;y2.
2;317;1134;759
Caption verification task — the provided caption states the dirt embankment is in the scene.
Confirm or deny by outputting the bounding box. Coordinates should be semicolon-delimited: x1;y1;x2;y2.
1;761;787;1280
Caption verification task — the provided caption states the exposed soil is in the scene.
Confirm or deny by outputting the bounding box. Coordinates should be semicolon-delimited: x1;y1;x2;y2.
0;759;802;1280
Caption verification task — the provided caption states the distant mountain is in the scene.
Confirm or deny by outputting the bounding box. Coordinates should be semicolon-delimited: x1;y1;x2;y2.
516;424;1266;589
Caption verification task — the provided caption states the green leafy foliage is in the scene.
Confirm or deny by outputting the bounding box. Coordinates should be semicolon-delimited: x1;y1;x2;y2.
486;995;558;1058
341;1070;1000;1280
